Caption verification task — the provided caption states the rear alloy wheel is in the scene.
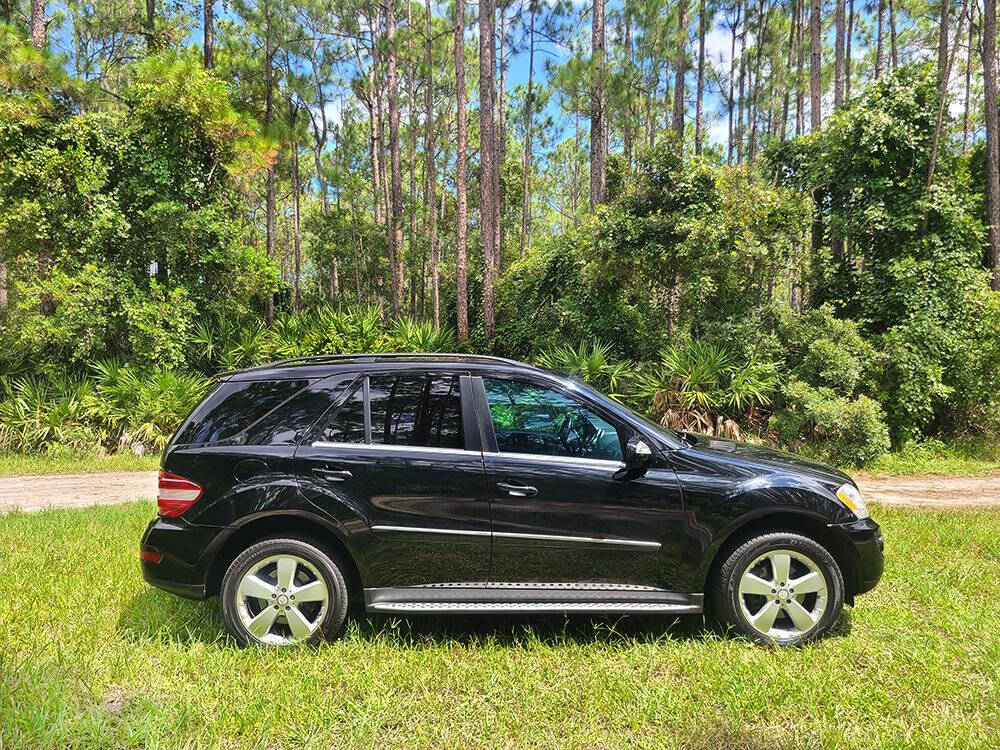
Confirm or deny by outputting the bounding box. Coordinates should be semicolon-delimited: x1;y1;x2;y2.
221;537;348;647
713;532;845;646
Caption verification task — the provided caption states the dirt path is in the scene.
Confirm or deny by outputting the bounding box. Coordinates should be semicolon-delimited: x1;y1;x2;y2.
857;475;1000;510
0;471;158;513
0;470;997;514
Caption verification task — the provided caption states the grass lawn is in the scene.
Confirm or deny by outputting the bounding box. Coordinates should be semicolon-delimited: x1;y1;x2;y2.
853;439;1000;478
2;504;999;748
0;453;160;477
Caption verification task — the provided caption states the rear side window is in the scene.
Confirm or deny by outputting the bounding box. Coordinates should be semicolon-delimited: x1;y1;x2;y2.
315;372;463;449
242;376;352;445
369;373;462;449
174;379;310;445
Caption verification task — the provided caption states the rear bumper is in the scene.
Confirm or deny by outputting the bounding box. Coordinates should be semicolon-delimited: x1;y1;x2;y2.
140;516;225;600
828;517;884;596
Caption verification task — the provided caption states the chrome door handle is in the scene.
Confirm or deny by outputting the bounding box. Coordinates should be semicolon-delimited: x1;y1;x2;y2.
497;482;537;497
313;468;353;482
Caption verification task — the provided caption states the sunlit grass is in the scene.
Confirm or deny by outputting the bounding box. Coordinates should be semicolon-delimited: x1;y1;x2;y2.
0;452;160;476
1;502;999;748
858;438;1000;478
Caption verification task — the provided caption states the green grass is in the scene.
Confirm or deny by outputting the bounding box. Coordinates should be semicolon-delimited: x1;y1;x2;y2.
0;452;160;476
858;438;1000;478
2;503;999;748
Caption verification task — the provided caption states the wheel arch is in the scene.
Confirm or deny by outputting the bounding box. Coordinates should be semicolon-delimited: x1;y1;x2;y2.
700;509;858;608
204;511;368;600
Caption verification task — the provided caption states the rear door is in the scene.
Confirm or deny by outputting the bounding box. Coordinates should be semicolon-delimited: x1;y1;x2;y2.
476;374;686;590
295;369;490;588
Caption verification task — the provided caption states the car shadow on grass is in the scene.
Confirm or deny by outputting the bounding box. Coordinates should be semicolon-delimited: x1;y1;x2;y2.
117;589;854;649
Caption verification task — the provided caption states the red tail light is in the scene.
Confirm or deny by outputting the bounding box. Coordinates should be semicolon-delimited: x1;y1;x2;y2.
157;470;203;517
140;548;163;563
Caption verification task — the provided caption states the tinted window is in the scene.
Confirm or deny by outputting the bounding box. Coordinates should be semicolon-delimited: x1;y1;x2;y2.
317;382;366;444
243;376;351;445
369;373;463;449
482;377;622;461
174;379;310;445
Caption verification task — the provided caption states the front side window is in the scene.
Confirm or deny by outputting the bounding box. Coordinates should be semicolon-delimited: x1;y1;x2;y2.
316;372;463;449
482;377;623;461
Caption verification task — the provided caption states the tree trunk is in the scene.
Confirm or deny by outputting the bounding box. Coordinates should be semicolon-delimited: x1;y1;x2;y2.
479;0;498;342
455;0;469;341
781;0;797;140
264;8;275;327
876;0;885;78
889;0;898;70
796;0;805;134
30;0;45;49
727;3;739;163
408;0;418;317
982;0;1000;288
963;0;976;151
424;0;439;329
520;1;536;256
145;0;155;49
810;0;821;130
672;0;687;142
846;0;854;99
695;0;706;154
497;4;508;270
624;0;634;172
589;0;606;208
386;0;405;318
291;125;302;314
835;0;845;107
204;0;214;68
939;0;951;81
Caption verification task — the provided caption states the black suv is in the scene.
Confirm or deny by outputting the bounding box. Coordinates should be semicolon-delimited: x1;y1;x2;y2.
141;354;883;647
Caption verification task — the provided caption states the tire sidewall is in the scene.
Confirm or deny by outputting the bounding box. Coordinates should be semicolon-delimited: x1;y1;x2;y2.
716;532;845;647
221;536;349;647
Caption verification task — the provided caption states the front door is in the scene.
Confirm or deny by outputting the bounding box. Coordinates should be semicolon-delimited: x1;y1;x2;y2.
296;370;490;589
477;375;686;591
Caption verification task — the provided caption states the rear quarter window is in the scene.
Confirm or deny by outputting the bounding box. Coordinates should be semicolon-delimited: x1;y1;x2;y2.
173;379;311;446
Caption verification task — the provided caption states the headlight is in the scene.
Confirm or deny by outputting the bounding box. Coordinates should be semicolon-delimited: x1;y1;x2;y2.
836;483;869;519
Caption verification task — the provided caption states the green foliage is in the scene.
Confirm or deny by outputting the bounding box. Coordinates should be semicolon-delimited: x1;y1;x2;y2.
776;306;883;396
496;144;811;362
770;380;891;467
87;360;211;452
534;340;630;395
631;341;779;437
0;374;99;455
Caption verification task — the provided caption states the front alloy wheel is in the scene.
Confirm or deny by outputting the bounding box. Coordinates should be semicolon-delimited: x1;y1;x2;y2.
221;537;348;647
714;532;845;646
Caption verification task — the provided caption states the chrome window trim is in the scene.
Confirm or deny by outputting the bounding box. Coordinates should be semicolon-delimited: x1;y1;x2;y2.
371;524;660;549
485;451;624;470
311;441;476;457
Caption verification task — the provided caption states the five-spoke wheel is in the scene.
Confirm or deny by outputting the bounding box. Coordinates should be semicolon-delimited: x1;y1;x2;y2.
221;537;348;647
714;532;844;646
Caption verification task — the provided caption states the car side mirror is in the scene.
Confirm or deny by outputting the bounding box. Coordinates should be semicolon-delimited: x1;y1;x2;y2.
615;436;652;480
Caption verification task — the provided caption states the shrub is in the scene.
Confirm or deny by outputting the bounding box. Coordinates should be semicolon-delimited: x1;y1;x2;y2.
88;360;212;452
534;340;631;395
770;380;891;466
0;374;101;454
631;340;779;438
776;306;882;396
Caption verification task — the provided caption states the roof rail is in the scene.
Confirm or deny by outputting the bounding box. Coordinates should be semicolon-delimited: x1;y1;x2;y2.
218;352;525;378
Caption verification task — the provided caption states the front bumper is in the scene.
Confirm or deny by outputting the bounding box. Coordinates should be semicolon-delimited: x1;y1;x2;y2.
140;516;225;600
828;516;884;596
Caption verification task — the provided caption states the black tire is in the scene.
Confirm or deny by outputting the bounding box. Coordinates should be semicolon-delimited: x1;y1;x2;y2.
712;531;845;647
221;536;349;647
